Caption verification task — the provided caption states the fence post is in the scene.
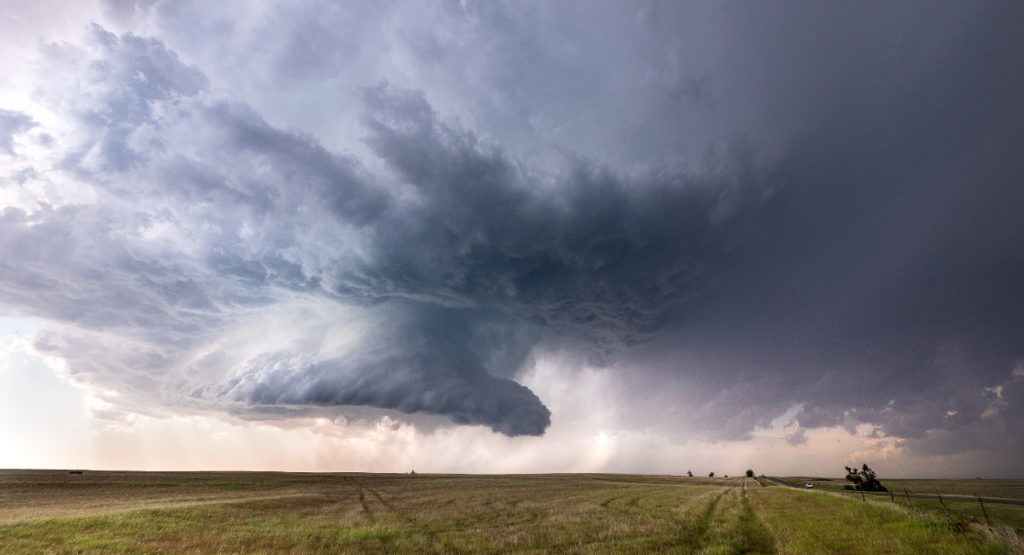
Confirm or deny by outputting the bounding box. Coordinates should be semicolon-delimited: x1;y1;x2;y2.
978;495;991;527
861;489;866;502
936;491;950;518
904;488;913;509
889;489;895;504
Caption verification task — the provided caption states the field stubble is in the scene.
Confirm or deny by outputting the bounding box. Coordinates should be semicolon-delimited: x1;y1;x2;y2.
0;472;1020;554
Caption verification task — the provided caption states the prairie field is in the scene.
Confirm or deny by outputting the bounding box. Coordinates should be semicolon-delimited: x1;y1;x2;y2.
787;477;1024;533
1;471;1021;554
791;477;1024;502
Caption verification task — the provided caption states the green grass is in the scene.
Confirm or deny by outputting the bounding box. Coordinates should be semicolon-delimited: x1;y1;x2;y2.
0;472;1020;554
784;477;1024;533
751;487;1020;555
789;478;1024;502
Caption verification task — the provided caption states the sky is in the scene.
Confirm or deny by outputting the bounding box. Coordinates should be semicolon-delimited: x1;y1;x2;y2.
1;0;1022;478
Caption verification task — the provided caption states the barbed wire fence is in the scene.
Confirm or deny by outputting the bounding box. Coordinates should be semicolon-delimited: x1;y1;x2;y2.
762;477;1022;527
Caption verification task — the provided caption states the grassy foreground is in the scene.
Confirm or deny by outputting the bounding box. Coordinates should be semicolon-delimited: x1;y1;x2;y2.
792;478;1024;503
1;472;1021;554
787;477;1024;533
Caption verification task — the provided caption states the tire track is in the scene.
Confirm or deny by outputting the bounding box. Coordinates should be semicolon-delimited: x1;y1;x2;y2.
341;476;374;522
676;490;726;551
353;478;416;525
600;496;621;509
736;487;778;554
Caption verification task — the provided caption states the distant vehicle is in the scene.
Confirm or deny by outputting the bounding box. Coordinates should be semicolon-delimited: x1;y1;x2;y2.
805;483;813;489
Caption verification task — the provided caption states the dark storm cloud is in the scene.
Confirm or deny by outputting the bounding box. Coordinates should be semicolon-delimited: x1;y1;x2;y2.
4;1;1024;466
348;83;779;354
607;1;1024;467
214;305;550;436
9;23;776;436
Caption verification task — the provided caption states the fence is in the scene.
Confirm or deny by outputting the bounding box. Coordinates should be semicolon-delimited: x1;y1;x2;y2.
764;477;1023;525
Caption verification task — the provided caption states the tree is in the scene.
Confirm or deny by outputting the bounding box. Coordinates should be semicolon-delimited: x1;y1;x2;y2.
686;470;693;477
844;463;887;492
746;469;755;478
709;472;715;477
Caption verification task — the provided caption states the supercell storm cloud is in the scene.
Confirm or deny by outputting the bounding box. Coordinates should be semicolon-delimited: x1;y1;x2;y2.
1;1;1023;473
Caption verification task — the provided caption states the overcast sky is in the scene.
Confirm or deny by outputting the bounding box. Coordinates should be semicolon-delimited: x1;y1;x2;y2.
1;0;1022;477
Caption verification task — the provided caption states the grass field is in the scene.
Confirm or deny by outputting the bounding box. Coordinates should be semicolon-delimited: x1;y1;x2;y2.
1;471;1022;554
791;478;1024;503
787;477;1024;534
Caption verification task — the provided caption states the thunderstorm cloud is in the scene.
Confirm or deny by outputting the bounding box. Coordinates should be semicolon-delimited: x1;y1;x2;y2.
1;1;1022;473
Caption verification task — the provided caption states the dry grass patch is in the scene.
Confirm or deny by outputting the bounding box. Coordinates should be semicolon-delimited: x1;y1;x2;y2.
0;472;1018;554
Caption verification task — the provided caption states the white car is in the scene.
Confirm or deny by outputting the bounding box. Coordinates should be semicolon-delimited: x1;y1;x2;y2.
805;483;814;489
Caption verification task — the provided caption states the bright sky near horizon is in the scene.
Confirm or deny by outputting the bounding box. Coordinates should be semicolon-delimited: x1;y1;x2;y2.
1;0;1022;477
